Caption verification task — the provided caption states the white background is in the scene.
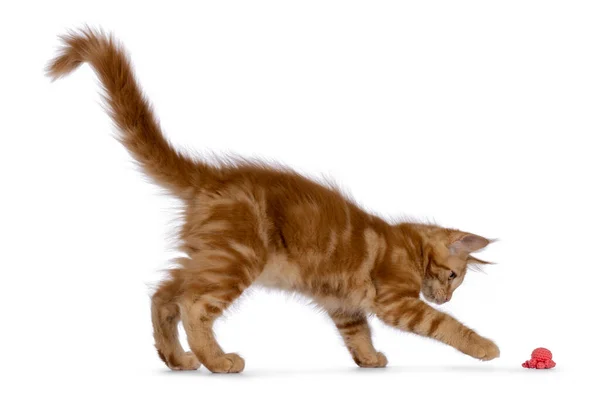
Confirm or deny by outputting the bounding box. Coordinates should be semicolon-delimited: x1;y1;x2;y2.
1;1;598;399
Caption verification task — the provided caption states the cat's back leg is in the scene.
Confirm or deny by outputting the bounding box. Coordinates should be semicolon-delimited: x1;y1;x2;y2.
177;189;270;373
151;272;201;370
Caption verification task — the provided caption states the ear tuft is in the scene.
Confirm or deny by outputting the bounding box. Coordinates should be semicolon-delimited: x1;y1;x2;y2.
467;255;494;265
467;255;494;272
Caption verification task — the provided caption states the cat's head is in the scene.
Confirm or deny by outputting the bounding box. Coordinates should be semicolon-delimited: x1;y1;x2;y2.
417;226;492;305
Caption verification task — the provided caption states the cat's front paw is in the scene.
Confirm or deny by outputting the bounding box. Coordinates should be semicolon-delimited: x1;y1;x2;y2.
464;334;500;361
353;351;388;368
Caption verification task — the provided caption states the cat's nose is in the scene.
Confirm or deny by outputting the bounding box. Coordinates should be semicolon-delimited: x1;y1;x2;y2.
445;294;452;302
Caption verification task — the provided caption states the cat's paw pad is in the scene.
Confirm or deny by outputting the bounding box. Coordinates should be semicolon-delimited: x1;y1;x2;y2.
205;353;245;373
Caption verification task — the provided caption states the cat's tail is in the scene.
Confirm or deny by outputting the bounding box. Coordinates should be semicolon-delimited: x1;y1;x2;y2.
46;28;215;198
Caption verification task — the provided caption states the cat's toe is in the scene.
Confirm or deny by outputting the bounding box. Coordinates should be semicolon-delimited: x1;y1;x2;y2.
355;351;388;368
466;335;500;361
163;351;201;371
205;353;245;373
179;351;202;370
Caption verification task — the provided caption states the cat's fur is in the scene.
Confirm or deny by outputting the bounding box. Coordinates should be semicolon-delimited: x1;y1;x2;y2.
47;29;499;373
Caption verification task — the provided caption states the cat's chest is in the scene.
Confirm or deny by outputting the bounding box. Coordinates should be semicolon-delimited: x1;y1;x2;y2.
256;252;304;291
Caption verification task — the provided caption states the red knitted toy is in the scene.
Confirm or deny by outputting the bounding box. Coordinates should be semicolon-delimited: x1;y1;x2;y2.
522;348;556;369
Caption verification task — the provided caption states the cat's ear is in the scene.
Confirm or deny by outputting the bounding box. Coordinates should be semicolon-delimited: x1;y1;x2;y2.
448;232;490;256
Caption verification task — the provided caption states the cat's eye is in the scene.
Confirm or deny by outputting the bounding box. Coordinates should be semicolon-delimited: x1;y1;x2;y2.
449;271;457;280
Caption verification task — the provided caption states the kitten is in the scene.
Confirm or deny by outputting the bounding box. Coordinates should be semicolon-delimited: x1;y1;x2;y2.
47;29;499;373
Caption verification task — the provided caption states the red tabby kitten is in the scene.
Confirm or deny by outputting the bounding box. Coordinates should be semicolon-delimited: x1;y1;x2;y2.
47;29;499;373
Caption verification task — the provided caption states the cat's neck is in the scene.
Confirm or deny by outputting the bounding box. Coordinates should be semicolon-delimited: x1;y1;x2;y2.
386;222;429;278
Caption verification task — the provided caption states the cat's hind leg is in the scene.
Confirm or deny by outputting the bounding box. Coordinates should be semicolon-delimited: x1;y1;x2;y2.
174;188;270;373
179;243;266;373
151;275;201;370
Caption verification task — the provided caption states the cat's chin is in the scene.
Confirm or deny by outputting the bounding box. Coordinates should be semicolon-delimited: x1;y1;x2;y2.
423;294;447;305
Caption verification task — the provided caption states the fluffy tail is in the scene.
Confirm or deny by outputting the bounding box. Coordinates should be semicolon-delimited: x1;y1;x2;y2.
47;28;213;197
